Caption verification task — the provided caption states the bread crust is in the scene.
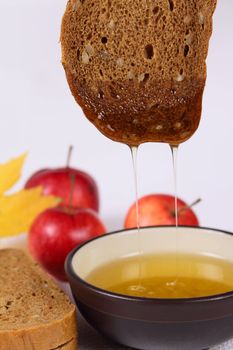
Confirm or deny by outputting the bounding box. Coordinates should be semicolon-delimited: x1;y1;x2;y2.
61;0;217;145
0;249;77;350
0;311;77;350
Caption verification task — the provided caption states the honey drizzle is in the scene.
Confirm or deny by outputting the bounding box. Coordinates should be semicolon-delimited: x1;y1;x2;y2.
170;145;180;285
130;146;143;286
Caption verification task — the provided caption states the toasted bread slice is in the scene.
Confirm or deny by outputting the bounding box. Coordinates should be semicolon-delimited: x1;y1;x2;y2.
0;249;77;350
61;0;217;145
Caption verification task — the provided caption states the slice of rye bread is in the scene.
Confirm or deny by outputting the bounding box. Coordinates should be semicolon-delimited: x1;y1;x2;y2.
61;0;217;146
0;249;77;350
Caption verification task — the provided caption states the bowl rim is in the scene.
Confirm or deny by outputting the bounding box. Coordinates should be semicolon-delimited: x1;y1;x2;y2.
65;225;233;303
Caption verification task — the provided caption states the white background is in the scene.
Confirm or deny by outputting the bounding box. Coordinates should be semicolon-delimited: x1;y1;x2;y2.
0;1;232;233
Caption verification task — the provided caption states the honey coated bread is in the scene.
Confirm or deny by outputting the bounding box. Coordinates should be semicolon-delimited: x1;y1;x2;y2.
0;249;77;350
61;0;217;146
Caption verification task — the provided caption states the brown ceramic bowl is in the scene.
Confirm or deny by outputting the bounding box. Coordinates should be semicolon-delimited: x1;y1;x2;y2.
66;226;233;350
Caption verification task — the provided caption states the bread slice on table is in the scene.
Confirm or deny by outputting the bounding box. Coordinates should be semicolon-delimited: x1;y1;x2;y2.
0;249;77;350
61;0;217;146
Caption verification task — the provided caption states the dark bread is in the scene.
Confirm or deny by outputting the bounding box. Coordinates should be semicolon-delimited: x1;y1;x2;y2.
0;249;77;350
61;0;217;145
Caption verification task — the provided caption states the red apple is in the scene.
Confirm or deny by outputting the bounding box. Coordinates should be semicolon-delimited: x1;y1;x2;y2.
25;167;99;212
124;194;199;229
28;207;106;281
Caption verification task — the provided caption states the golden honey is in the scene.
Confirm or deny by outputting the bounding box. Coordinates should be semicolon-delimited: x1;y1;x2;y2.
87;253;233;299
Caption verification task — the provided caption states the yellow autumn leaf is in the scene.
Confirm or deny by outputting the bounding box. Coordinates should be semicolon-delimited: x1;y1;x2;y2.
0;188;60;237
0;153;27;196
0;153;60;238
0;187;43;214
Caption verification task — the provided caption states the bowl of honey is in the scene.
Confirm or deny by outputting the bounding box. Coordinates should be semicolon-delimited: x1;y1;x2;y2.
66;226;233;350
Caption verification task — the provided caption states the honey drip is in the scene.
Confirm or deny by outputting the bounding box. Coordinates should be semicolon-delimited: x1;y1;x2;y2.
130;146;143;286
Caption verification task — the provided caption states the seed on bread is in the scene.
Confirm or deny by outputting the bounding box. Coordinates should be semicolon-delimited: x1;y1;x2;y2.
82;50;89;64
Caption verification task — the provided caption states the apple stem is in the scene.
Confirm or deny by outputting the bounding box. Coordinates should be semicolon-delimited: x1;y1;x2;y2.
69;173;76;211
66;146;74;168
178;198;202;215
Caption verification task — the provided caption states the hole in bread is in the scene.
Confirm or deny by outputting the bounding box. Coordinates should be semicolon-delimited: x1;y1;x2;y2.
98;90;105;99
87;33;92;40
184;45;189;57
153;6;159;15
101;37;108;44
99;69;104;77
77;49;80;60
175;71;185;82
138;73;150;84
168;0;174;11
4;303;11;310
143;73;150;84
144;44;154;60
